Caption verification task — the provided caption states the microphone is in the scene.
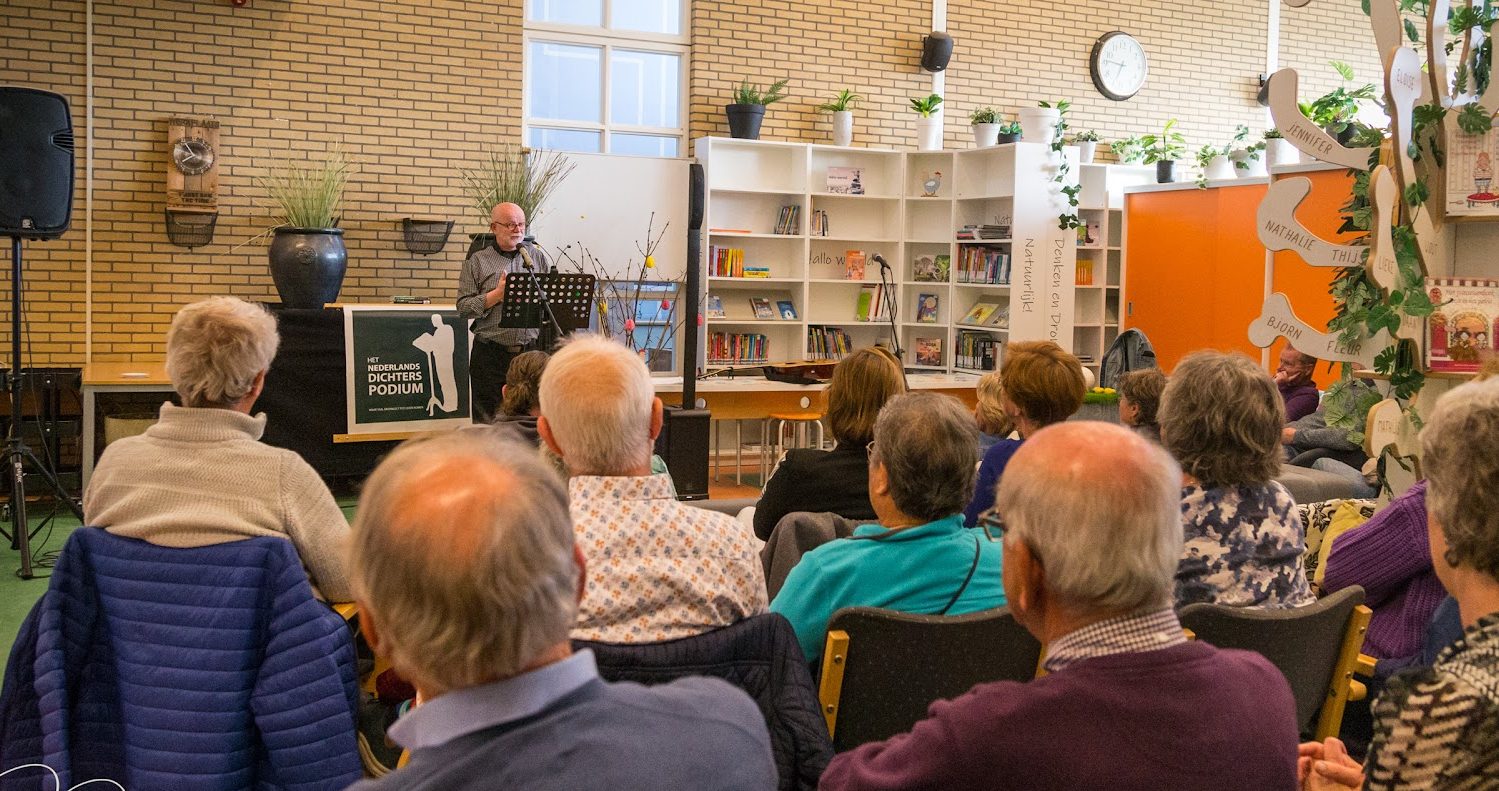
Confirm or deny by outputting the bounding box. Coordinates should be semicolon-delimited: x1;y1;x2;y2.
873;253;890;271
518;244;535;271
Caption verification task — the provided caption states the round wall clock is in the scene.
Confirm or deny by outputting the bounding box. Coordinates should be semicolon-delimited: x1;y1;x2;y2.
171;136;215;176
1090;32;1148;101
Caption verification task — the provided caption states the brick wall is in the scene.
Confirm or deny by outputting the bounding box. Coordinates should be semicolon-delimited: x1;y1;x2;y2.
3;0;1384;365
1279;0;1383;107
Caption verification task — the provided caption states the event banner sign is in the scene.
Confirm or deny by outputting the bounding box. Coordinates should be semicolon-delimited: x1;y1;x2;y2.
343;306;472;434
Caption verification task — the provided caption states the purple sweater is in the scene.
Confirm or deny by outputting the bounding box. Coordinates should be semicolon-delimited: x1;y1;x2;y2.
818;641;1299;791
1321;481;1446;660
1279;380;1320;422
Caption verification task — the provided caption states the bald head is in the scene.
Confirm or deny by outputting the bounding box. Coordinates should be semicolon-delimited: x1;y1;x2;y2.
538;334;660;475
490;202;527;251
349;427;578;693
997;421;1182;612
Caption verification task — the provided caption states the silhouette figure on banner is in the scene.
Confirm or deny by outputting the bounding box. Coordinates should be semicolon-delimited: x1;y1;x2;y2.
412;314;458;416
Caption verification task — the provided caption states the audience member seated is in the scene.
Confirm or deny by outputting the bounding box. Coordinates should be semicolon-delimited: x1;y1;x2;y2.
83;296;351;601
753;346;905;540
1161;351;1315;610
491;349;548;443
1116;367;1166;443
1282;378;1376;470
1299;379;1499;789
973;370;1014;455
771;392;1005;662
1275;345;1321;422
345;430;776;791
538;335;767;642
962;341;1086;526
819;422;1301;790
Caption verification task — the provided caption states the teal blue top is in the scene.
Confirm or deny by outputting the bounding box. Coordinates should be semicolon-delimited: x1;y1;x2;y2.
769;514;1006;661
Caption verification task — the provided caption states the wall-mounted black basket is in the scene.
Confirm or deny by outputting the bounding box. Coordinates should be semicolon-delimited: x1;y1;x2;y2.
402;218;453;255
165;208;218;249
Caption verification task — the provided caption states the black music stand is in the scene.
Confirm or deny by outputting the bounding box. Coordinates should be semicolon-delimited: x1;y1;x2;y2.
498;271;597;349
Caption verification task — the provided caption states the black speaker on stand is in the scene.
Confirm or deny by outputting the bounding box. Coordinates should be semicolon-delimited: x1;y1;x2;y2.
655;163;711;500
0;86;86;578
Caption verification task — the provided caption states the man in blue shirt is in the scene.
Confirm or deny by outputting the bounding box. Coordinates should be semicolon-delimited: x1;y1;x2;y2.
347;428;775;791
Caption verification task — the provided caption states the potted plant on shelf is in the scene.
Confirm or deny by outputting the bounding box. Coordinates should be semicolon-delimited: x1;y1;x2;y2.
459;143;575;257
1297;61;1375;145
1263;128;1299;167
726;78;789;140
910;93;944;151
1072;130;1100;163
1140;119;1187;183
1110;135;1146;164
995;119;1022;144
817;89;862;147
1019;100;1062;145
970;106;1000;147
1194;144;1231;188
1230;125;1268;177
259;143;352;309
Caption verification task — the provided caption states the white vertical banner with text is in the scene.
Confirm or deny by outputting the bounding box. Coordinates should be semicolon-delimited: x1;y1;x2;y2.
1006;143;1078;356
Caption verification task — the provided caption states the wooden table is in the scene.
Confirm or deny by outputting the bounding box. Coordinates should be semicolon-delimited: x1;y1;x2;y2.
81;360;173;489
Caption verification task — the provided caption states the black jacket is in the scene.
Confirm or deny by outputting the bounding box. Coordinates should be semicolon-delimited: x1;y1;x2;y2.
754;443;875;540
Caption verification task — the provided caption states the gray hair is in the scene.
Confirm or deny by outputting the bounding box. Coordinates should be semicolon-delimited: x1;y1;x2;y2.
538;334;655;475
870;392;980;522
1421;378;1499;580
998;421;1183;612
1159;351;1283;487
165;297;279;407
349;427;578;694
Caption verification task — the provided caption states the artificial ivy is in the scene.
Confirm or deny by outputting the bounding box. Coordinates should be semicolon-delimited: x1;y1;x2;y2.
1042;100;1082;231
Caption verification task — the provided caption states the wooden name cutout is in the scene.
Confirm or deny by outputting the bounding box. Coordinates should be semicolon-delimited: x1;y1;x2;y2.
1248;292;1392;367
1258;177;1366;267
1267;68;1378;169
1363;397;1420;459
1366;165;1400;292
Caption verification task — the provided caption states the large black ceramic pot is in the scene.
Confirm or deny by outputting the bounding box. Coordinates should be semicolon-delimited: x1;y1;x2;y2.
726;104;766;139
269;227;346;309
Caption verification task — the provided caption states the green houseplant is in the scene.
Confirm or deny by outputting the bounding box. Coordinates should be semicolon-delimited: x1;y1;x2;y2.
459;143;575;256
1072;129;1100;162
1298;61;1376;144
1140;119;1187;183
817;89;862;146
1263;127;1299;167
996;120;1022;144
911;94;944;151
726;78;789;139
1110;135;1146;164
970;106;1000;147
260;143;353;308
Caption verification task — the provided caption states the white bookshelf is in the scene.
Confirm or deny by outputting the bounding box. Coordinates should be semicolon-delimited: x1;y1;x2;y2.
695;138;1140;374
1074;163;1154;375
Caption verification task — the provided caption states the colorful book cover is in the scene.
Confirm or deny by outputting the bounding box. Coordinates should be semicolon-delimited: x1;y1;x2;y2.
705;295;725;319
826;167;865;195
933;254;951;282
777;300;797;320
750;297;776;320
960;301;999;325
915;337;943;367
845;250;867;280
986;306;1010;329
855;287;875;321
916;293;939;323
1425;278;1499;371
913;255;937;282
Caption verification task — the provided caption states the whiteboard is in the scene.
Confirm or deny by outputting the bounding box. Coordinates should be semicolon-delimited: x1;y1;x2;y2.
531;151;690;282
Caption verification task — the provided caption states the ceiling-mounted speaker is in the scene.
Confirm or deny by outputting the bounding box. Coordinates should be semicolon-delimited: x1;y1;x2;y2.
921;32;953;72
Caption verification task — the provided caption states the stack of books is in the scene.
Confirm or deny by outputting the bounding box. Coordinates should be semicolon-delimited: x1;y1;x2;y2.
956;247;1011;284
807;325;853;358
957;224;1012;241
774;205;801;235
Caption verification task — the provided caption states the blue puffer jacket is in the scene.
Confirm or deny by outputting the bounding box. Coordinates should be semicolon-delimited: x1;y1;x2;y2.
0;529;361;791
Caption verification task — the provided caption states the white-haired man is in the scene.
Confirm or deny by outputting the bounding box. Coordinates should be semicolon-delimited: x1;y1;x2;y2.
820;421;1301;790
346;429;775;791
84;296;351;601
538;335;767;642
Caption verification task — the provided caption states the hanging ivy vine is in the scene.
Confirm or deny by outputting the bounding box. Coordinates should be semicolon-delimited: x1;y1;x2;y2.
1041;100;1082;230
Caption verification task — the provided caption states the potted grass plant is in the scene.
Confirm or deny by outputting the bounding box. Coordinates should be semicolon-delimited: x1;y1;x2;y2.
970;107;1000;147
727;79;789;140
459;143;575;257
911;93;944;151
817;89;862;147
260;144;352;309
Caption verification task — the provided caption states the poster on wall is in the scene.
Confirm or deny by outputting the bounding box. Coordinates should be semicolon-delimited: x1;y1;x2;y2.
343;306;472;434
1424;278;1499;372
1446;125;1499;217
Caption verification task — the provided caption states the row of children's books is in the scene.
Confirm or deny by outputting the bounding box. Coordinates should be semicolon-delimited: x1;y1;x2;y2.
708;246;771;278
774;205;801;235
956;247;1011;285
807;326;854;358
855;283;892;321
958;300;1010;329
956;331;999;371
707;332;769;365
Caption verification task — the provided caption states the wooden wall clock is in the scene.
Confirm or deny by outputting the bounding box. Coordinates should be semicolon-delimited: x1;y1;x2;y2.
1090;32;1148;101
166;117;220;209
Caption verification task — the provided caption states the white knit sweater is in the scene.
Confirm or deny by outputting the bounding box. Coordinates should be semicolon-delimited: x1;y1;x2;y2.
83;403;352;601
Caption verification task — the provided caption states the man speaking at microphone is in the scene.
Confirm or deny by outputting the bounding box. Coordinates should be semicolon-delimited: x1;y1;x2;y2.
456;201;551;423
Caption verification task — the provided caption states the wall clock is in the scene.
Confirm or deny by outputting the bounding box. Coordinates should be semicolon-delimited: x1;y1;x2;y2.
166;117;220;208
1090;32;1148;101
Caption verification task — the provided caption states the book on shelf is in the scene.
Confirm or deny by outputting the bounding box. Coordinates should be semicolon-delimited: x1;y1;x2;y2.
912;254;950;283
806;325;853;358
826;167;865;195
749;297;776;320
709;246;746;277
1075;258;1094;286
743;266;771;278
1076;220;1101;246
956;247;1011;285
1426;277;1499;371
855;283;891;322
845;250;867;280
707;331;769;365
777;300;798;320
916;293;940;323
956;331;999;371
810;210;829;237
959;300;1001;326
774;204;801;235
704;295;725;319
987;306;1010;329
915;337;944;367
957;224;1012;241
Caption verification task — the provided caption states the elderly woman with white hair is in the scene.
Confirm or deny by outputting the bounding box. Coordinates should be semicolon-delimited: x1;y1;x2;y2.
1300;378;1499;789
83;297;352;601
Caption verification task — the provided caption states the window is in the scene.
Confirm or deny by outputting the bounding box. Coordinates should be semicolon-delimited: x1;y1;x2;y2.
525;0;688;157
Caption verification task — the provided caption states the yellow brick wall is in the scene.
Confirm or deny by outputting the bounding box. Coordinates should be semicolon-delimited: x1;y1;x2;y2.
1279;0;1383;112
2;0;1387;365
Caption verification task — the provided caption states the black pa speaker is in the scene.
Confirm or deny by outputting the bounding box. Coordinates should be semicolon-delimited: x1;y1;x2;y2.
0;87;74;239
655;406;710;500
921;32;954;72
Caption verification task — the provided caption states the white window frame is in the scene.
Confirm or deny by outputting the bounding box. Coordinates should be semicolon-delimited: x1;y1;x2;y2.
524;0;690;157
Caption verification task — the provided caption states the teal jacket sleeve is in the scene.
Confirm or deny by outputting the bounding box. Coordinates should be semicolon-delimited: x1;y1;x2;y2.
770;551;839;662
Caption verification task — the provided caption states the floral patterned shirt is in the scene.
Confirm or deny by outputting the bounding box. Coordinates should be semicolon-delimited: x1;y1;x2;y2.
569;474;768;643
1174;481;1315;610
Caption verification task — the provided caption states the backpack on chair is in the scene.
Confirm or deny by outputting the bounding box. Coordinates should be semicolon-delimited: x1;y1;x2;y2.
1100;328;1158;388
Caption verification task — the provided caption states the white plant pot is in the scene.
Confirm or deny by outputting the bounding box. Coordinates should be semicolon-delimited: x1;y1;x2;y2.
1231;149;1268;178
1078;140;1097;163
972;122;999;148
916;117;943;151
1204;155;1235;181
831;110;853;147
1265;137;1300;167
1018;107;1061;146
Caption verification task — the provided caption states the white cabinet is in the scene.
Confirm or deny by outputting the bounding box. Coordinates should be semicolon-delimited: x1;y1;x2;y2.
1074;164;1154;375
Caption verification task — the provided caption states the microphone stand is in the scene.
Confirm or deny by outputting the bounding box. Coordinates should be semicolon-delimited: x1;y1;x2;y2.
875;255;909;388
519;240;565;349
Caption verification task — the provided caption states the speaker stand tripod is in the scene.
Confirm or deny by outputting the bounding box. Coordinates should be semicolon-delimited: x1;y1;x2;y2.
2;235;84;578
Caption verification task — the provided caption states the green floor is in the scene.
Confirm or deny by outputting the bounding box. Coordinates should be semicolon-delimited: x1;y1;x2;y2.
0;498;361;679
